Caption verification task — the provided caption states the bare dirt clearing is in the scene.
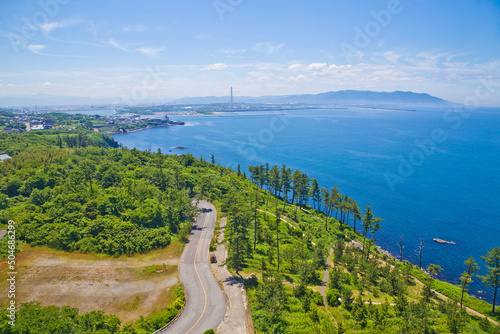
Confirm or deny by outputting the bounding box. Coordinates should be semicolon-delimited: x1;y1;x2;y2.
0;242;183;324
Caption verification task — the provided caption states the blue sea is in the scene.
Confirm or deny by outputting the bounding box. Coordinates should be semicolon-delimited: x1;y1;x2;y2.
112;107;500;304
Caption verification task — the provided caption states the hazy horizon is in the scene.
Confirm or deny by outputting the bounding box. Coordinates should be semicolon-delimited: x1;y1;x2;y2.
0;89;459;108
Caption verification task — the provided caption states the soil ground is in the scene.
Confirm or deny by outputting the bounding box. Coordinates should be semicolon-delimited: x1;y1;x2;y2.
0;242;183;324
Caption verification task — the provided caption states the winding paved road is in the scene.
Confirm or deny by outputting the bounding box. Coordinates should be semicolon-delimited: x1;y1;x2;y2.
160;200;225;334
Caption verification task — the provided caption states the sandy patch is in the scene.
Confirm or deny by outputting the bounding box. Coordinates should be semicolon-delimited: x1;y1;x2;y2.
0;243;183;324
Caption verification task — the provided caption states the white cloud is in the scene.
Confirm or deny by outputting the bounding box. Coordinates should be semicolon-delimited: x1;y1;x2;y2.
107;39;164;56
288;64;303;71
255;63;283;71
383;51;402;64
27;44;47;54
107;38;129;52
220;49;247;55
305;63;328;71
328;64;352;71
122;24;148;33
41;22;59;33
254;56;498;89
442;61;468;70
7;84;16;87
408;52;448;69
138;47;165;57
290;74;308;82
41;19;84;33
3;54;499;106
43;82;52;86
23;44;91;58
91;82;115;89
255;42;285;54
202;63;228;71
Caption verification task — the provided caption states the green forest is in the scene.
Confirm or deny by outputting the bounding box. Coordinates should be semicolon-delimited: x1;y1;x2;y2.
222;164;500;333
0;123;499;333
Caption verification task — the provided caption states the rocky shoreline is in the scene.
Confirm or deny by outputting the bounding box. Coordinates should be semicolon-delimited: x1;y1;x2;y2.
105;122;184;135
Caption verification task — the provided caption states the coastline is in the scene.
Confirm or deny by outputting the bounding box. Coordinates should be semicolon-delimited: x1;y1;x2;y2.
108;108;499;307
104;123;182;135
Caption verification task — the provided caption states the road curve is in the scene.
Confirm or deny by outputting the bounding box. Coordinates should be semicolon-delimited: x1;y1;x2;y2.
159;200;225;334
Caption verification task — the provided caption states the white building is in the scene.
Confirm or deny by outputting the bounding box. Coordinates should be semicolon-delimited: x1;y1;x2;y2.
31;124;45;130
0;153;12;162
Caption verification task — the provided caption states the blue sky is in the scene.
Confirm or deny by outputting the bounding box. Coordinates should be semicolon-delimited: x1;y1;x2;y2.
0;0;499;105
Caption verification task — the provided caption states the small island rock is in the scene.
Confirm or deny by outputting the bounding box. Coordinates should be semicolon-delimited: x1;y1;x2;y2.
433;238;456;245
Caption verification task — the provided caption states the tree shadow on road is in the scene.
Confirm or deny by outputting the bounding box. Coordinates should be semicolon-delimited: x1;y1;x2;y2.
222;275;245;287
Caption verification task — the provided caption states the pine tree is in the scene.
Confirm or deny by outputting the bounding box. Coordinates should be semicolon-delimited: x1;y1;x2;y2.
321;188;330;230
280;165;291;212
361;206;373;255
417;237;424;269
275;210;281;272
309;178;320;210
479;247;500;313
226;203;251;273
459;256;479;307
397;236;405;262
427;264;443;291
352;200;361;233
269;165;281;196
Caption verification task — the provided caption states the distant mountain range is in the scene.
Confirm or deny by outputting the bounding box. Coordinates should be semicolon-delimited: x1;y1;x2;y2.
0;90;453;107
172;90;452;106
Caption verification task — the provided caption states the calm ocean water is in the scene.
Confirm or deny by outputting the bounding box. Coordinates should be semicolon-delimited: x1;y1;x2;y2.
112;107;500;304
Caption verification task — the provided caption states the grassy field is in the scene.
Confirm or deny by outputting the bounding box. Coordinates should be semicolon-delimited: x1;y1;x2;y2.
0;242;183;324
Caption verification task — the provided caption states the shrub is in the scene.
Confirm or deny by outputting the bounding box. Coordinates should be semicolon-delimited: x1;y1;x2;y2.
326;289;340;307
372;286;380;298
209;237;217;251
478;317;491;332
312;291;324;306
341;288;354;312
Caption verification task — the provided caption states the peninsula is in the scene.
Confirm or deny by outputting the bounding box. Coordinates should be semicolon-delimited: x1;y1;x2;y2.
0;111;184;135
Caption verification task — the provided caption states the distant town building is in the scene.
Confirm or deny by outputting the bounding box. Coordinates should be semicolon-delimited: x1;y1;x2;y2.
31;124;45;130
0;153;12;162
2;127;23;133
45;118;54;129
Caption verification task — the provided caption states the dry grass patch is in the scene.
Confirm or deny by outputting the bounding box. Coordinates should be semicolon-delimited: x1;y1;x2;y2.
0;242;183;324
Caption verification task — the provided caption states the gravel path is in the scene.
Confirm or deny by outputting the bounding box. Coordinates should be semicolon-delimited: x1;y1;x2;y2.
211;217;254;334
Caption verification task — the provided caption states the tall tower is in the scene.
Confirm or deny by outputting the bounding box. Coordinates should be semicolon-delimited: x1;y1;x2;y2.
230;87;233;109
